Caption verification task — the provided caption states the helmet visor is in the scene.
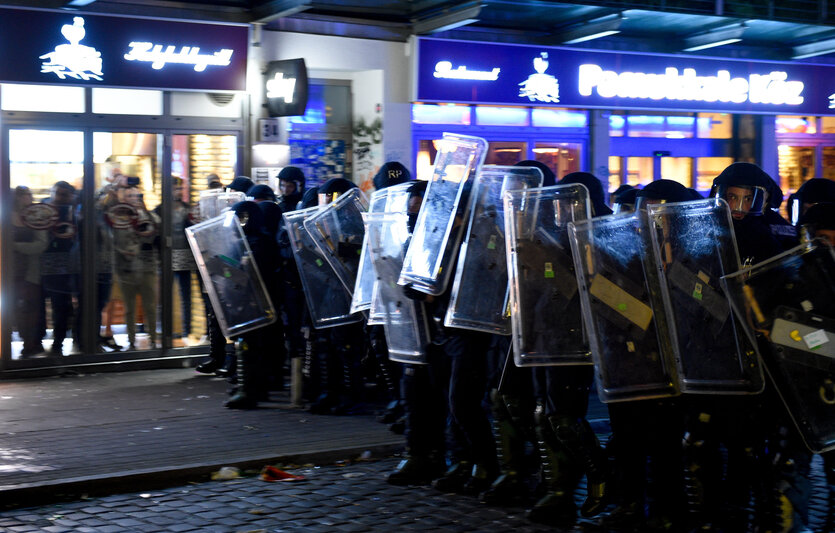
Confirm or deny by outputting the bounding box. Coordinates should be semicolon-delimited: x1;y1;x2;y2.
716;184;766;219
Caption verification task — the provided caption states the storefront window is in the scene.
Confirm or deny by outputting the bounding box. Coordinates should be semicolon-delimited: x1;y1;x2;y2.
412;103;471;125
10;130;84;196
776;116;817;134
534;143;581;180
92;89;163;115
475;106;529;127
1;83;85;113
778;145;815;193
486;141;526;166
609;114;625;137
822;117;835;134
608;156;622;192
626;157;654;187
290;83;352;127
660;157;693;188
531;108;588;128
824;147;835;180
696;157;734;192
627;114;695;138
697;113;732;139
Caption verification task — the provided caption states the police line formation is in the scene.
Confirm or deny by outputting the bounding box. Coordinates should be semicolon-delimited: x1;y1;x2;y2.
187;133;835;533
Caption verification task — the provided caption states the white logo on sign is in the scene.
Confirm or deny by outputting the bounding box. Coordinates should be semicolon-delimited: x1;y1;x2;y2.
518;52;560;103
124;43;233;72
829;93;835;109
578;64;805;106
433;61;500;81
266;72;296;102
40;17;103;81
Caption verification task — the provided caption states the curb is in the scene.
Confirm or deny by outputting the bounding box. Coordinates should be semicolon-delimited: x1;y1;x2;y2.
0;442;405;511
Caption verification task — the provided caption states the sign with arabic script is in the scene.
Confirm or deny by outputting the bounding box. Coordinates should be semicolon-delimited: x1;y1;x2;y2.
0;6;248;91
416;37;835;116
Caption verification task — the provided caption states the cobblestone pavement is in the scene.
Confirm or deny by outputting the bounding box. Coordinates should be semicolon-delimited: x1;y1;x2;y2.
0;455;833;533
0;458;573;533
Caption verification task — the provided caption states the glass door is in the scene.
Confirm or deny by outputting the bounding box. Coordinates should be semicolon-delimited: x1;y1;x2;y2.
93;131;163;354
7;129;84;360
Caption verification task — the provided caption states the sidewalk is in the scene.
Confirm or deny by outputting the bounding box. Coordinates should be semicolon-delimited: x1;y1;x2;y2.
0;367;404;508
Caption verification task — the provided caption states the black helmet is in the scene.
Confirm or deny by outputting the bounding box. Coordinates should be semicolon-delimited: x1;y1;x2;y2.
514;160;555;187
612;186;639;214
635;179;692;210
790;178;835;225
318;177;357;205
278;166;306;193
247;184;276;202
710;163;772;219
227;176;254;194
231;200;264;236
373;162;411;190
558;171;612;217
300;187;320;209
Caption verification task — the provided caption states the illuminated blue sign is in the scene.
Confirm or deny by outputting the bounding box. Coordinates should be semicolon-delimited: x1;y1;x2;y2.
0;6;248;91
417;37;835;115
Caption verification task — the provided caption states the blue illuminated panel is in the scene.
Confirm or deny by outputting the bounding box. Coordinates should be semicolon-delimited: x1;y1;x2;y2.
417;37;835;115
531;108;587;128
412;103;471;125
475;106;528;126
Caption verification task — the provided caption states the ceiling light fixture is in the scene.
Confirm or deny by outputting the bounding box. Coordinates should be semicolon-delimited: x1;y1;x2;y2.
792;37;835;59
561;14;623;45
682;24;745;52
413;1;482;35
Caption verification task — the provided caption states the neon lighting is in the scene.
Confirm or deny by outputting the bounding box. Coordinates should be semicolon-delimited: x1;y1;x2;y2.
266;72;296;102
518;52;560;103
124;42;233;72
578;64;804;106
40;17;103;81
433;61;500;81
829;93;835;109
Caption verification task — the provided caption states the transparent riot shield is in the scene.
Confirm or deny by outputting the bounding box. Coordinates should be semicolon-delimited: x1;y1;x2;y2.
351;182;413;315
185;211;276;337
197;190;245;222
399;133;488;295
504;184;592;366
722;242;835;453
445;166;544;335
365;212;431;365
568;212;680;403
304;188;368;296
284;207;363;329
648;199;764;395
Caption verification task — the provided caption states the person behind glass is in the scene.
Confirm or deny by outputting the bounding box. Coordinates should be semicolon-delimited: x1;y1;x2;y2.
225;200;280;409
308;177;368;416
93;173;127;352
386;180;448;486
704;162;811;532
401;185;499;498
248;183;288;391
41;181;80;356
154;177;194;343
195;173;231;375
12;186;49;358
113;183;160;351
597;180;691;531
274;167;307;386
369;162;413;429
522;169;611;527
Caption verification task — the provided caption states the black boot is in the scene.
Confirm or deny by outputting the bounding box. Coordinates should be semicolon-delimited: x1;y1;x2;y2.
387;453;445;486
527;407;579;527
551;415;609;518
225;340;258;409
481;390;531;506
432;461;473;494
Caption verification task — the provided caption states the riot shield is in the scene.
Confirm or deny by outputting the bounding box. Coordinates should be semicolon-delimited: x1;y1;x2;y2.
283;207;362;329
722;242;835;453
504;184;592;366
185;212;276;337
197;190;245;222
304;188;368;296
399;133;488;295
568;212;680;403
365;212;431;365
444;166;543;335
351;182;413;315
648;199;764;395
